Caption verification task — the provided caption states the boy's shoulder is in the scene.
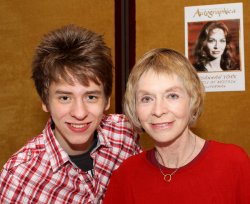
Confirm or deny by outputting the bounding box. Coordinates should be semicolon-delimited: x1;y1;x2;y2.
98;114;141;153
2;134;45;172
100;114;135;133
102;114;129;123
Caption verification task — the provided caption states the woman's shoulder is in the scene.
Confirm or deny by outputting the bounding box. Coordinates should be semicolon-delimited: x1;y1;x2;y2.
208;140;249;162
114;151;149;173
122;151;147;164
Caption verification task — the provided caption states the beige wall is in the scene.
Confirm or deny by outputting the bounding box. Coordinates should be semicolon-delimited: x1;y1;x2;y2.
1;0;249;168
136;0;250;154
0;0;115;167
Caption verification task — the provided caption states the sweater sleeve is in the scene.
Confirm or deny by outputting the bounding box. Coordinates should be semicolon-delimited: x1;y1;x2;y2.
236;148;250;204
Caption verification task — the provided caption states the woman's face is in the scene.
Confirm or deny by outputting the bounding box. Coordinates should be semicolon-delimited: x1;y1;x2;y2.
135;70;191;145
206;28;226;59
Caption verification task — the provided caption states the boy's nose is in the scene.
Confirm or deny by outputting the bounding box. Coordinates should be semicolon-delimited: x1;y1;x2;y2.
70;101;88;120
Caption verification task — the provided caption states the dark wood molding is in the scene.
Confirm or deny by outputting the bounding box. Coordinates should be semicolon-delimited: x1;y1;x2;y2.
115;0;136;113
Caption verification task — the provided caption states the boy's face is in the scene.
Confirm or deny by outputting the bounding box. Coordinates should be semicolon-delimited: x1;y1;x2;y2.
42;78;110;155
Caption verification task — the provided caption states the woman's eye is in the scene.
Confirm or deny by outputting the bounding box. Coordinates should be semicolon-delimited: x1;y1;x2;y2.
141;96;152;103
168;93;179;99
208;38;215;43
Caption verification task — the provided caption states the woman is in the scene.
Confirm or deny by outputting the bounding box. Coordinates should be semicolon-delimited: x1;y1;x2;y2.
103;48;249;203
193;21;239;72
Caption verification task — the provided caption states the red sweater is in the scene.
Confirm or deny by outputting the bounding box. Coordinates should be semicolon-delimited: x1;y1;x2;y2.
103;141;250;204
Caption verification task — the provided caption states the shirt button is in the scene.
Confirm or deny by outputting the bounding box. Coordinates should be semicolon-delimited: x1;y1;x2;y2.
27;150;32;159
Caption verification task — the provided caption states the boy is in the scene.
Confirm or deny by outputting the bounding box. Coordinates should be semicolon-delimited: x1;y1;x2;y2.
0;24;141;203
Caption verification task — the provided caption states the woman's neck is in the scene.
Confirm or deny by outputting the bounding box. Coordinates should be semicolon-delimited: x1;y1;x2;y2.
155;131;205;168
205;57;223;72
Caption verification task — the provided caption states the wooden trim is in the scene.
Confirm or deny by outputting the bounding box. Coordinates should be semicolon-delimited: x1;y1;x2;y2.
115;0;136;113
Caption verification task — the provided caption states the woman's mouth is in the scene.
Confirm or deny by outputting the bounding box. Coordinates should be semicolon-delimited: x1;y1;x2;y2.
151;121;174;130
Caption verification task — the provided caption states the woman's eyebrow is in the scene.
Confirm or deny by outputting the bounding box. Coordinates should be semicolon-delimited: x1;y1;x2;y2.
137;86;184;94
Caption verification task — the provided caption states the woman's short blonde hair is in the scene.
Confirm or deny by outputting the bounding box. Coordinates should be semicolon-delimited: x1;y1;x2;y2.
123;48;205;132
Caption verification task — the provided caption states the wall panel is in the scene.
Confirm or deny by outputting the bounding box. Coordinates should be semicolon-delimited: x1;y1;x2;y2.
0;0;115;167
136;0;250;154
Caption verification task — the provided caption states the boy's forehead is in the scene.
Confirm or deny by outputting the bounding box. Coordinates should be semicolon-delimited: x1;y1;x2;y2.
53;74;102;87
49;77;104;91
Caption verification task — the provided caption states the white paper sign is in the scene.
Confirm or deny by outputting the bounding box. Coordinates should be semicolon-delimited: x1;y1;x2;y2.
185;3;245;92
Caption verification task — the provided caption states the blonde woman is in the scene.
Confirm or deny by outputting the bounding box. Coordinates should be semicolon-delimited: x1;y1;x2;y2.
104;48;249;204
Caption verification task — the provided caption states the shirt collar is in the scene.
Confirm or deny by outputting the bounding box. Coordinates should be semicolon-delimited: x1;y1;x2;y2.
43;116;112;171
95;116;112;149
43;118;70;173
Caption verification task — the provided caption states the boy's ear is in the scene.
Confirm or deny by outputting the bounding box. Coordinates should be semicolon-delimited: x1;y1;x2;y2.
42;103;49;113
105;97;111;111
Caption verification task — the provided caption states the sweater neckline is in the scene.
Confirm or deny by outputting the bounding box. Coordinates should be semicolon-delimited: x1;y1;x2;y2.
146;140;210;171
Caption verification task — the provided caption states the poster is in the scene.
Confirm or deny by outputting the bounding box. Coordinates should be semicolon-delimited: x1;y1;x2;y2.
185;3;245;92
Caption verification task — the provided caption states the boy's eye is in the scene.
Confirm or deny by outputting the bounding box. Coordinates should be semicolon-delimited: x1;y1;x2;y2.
59;96;70;103
87;95;98;102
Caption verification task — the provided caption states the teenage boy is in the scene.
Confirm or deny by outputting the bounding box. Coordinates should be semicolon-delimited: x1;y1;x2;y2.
0;24;141;203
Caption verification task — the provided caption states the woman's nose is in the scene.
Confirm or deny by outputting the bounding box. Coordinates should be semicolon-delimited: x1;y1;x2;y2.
152;99;168;117
214;42;218;49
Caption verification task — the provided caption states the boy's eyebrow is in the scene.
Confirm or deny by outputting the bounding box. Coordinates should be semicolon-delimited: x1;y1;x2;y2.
54;90;72;95
54;90;102;95
85;90;102;95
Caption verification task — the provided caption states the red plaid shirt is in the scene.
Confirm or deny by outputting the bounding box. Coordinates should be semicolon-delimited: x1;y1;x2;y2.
0;114;141;204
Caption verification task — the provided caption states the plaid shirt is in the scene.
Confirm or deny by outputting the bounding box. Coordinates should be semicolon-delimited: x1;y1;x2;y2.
0;114;141;204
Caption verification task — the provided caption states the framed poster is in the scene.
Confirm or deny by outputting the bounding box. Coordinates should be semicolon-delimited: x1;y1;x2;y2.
185;3;244;92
